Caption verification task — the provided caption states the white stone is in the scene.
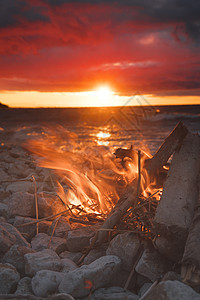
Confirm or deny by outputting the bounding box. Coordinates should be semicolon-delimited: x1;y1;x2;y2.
24;249;62;277
59;255;121;298
48;216;71;238
38;192;66;218
0;224;16;253
31;233;67;254
32;270;63;297
6;181;34;193
47;293;75;300
3;244;35;275
4;192;35;218
0;222;30;247
66;226;96;252
135;247;171;282
59;251;82;265
60;258;78;273
0;203;8;218
83;246;106;265
15;277;33;295
142;280;200;300
14;216;51;242
91;287;139;300
0;263;20;294
106;232;141;271
0;168;9;181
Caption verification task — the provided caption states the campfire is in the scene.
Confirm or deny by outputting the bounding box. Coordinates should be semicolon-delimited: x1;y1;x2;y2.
26;125;163;238
1;121;200;299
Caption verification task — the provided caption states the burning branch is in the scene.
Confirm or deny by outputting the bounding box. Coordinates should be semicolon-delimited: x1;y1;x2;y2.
94;122;188;245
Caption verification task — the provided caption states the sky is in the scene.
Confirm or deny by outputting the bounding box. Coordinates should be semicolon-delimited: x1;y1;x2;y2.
0;0;200;107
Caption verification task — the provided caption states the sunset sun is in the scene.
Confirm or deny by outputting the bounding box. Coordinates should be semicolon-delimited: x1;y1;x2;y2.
95;86;114;106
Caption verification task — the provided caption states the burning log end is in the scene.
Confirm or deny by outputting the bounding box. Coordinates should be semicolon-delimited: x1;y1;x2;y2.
145;121;188;177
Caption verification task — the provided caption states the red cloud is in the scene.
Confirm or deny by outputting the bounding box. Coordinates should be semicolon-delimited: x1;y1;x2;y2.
0;1;199;96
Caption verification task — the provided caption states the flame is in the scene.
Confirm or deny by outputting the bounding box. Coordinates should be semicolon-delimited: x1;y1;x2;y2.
26;126;161;218
27;127;139;216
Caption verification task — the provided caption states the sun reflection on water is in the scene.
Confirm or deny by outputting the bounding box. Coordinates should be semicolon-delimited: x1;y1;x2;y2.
95;130;111;146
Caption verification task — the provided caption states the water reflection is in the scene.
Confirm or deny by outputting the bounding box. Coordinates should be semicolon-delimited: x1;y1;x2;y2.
95;130;111;146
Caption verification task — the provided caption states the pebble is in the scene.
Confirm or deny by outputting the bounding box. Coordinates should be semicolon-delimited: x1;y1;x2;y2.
83;245;107;265
66;226;96;252
13;216;51;242
141;280;200;300
60;258;78;273
106;232;141;271
59;255;121;298
6;181;34;193
91;287;139;300
24;249;62;277
0;222;30;247
135;246;171;282
4;191;35;218
0;202;8;219
38;192;66;218
15;276;33;295
0;224;16;253
0;263;20;294
59;250;82;265
31;232;67;254
32;270;63;297
3;244;35;275
48;216;71;238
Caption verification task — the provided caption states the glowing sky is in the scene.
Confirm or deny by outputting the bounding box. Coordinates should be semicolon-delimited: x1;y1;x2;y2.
0;0;200;107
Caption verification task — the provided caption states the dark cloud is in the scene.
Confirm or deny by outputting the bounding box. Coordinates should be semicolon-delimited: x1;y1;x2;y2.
43;0;200;43
0;0;49;28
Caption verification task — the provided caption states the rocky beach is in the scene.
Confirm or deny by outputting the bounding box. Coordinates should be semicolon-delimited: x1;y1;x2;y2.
0;108;200;299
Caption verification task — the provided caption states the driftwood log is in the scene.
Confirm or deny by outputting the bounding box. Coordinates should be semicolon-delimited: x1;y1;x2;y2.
154;133;200;245
181;173;200;288
94;122;188;245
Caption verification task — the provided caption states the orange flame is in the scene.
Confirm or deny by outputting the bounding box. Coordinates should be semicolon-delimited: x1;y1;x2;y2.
26;126;161;217
27;127;140;215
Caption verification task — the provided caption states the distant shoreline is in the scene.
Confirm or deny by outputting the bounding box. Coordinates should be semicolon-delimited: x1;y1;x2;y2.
0;104;199;109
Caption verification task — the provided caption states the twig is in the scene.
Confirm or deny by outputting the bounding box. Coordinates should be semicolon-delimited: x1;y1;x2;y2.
56;193;76;217
16;208;70;227
123;190;160;221
136;150;141;200
32;175;39;235
124;244;144;289
69;217;96;225
48;216;61;248
139;279;160;300
97;228;148;235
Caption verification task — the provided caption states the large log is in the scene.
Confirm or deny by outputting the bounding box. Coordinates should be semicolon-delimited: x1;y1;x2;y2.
154;133;200;244
145;121;188;177
181;173;200;288
95;122;188;245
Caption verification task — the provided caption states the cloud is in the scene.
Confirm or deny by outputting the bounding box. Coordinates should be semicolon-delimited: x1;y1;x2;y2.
0;0;199;96
0;0;49;28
